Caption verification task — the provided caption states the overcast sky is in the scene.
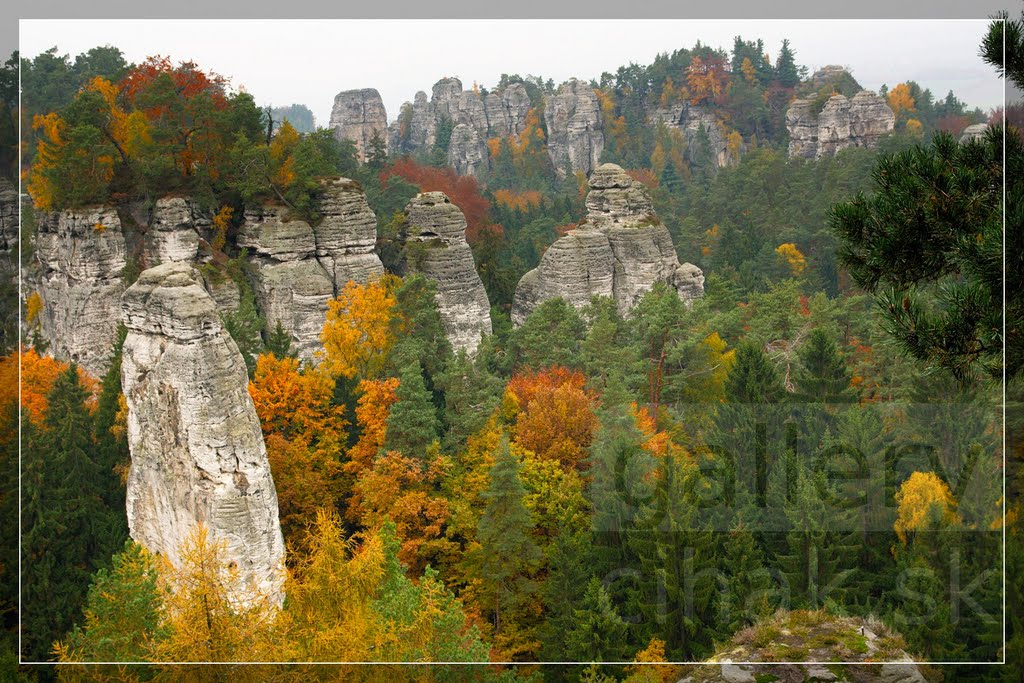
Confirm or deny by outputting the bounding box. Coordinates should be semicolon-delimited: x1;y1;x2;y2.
20;19;1002;127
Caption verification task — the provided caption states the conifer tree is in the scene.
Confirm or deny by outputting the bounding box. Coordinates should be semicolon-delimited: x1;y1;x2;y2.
475;438;541;637
263;320;296;360
92;326;131;517
725;341;785;405
564;578;629;663
774;39;802;87
719;518;773;636
793;328;855;405
437;348;502;451
384;359;439;458
22;366;121;661
508;298;586;371
540;528;594;660
629;455;717;660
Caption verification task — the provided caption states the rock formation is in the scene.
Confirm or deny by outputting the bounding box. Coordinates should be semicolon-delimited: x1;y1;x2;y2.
404;192;492;353
0;179;16;275
679;611;926;683
544;79;604;177
648;101;738;168
313;177;385;290
512;163;703;324
448;123;490;176
329;88;388;161
121;261;286;605
960;123;989;143
32;207;127;376
786;91;894;159
238;207;334;360
238;177;383;359
147;197;200;264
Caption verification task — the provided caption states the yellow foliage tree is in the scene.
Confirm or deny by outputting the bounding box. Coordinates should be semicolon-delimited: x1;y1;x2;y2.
775;242;807;276
623;638;684;682
894;471;959;544
321;275;400;380
887;82;916;119
905;118;924;137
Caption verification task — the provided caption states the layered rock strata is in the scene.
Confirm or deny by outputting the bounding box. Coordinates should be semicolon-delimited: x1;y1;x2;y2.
32;207;127;376
960;123;989;143
238;177;384;359
786;91;894;158
121;262;286;605
404;192;492;353
147;197;200;264
544;79;604;177
647;102;737;168
512;163;703;324
329;88;388;161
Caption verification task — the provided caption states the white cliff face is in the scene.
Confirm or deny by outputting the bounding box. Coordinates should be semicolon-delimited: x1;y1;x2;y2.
404;192;492;354
786;90;894;159
121;262;286;605
329;88;389;161
147;197;200;264
512;163;703;324
545;79;604;178
33;207;127;376
648;101;738;168
238;207;334;361
236;178;384;361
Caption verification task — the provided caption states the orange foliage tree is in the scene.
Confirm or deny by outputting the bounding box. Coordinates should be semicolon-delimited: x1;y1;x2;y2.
687;54;730;105
887;82;916;120
248;353;348;546
504;367;598;470
383;159;492;244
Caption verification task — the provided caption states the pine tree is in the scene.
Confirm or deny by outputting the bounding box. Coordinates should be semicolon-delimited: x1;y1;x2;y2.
719;518;773;636
793;328;855;404
540;528;594;660
508;297;586;371
475;438;541;637
564;578;629;663
56;540;166;664
384;359;439;458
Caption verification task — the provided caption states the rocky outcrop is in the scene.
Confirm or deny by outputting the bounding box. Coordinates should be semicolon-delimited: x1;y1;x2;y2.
648;102;738;168
787;91;894;159
236;177;383;359
387;78;535;178
512;164;703;324
121;262;285;605
0;179;16;275
32;207;127;376
544;79;604;177
238;207;333;360
679;611;926;683
147;197;200;264
448;123;490;176
329;88;388;161
960;123;989;143
314;177;384;289
404;192;491;353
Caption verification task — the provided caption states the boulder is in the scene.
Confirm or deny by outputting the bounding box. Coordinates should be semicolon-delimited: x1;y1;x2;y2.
121;262;286;606
404;192;492;353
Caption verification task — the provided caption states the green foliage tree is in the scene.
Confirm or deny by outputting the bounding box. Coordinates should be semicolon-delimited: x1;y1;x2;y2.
474;438;541;637
508;298;586;371
384;359;440;458
563;578;629;663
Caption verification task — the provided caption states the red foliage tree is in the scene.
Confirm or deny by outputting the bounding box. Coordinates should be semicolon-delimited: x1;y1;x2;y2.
383;158;493;244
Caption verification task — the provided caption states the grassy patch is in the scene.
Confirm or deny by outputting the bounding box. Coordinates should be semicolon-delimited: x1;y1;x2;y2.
751;624;781;649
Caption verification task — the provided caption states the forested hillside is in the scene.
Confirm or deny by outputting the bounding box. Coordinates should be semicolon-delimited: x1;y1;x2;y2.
0;17;1018;682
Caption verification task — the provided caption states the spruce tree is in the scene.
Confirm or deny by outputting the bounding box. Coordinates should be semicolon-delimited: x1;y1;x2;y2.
92;326;131;517
540;528;594;660
719;518;773;636
263;320;296;359
793;328;855;405
475;438;541;636
437;348;502;451
508;298;586;371
629;454;717;660
384;359;439;458
774;38;802;87
725;341;785;405
22;367;121;661
581;295;638;393
564;578;629;663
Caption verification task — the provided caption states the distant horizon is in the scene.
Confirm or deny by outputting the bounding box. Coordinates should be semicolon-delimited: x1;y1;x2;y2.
20;19;1002;129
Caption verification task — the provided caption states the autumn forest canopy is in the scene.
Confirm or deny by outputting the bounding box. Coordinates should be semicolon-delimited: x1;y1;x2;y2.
0;16;1021;682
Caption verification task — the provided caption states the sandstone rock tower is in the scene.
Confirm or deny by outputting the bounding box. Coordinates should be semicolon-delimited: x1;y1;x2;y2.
121;262;286;604
786;90;894;159
404;192;492;353
329;88;388;161
512;163;703;324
